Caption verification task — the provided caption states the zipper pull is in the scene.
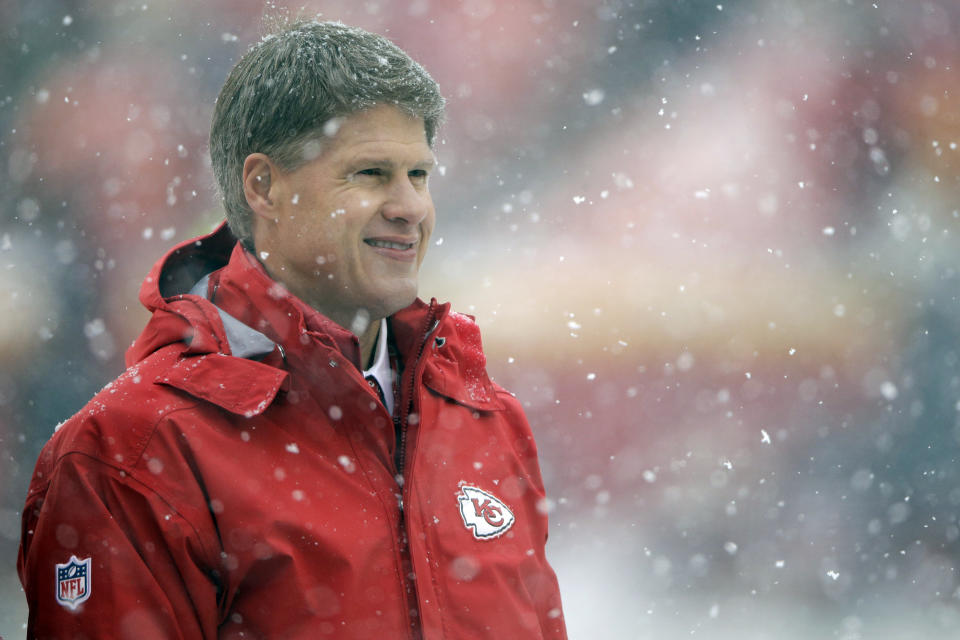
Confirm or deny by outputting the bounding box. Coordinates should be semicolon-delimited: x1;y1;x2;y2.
395;474;405;512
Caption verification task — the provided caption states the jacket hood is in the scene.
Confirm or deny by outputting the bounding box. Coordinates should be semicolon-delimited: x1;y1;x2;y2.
127;222;255;365
125;223;291;418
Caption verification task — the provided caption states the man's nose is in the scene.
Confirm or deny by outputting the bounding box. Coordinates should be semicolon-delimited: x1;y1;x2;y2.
381;175;431;225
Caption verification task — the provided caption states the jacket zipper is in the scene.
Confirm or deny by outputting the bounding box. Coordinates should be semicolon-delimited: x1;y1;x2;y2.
393;302;437;639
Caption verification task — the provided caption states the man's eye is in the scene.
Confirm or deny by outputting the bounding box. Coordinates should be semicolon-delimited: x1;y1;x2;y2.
409;170;428;180
357;168;383;177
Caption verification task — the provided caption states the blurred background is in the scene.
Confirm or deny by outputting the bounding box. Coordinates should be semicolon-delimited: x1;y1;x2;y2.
2;0;960;637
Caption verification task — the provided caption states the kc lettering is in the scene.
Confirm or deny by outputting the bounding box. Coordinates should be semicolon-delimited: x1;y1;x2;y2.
472;498;504;526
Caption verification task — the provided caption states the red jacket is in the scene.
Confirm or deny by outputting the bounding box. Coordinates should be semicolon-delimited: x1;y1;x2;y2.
19;224;566;639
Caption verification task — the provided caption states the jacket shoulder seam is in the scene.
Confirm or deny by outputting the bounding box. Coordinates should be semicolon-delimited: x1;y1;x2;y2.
29;448;220;564
128;401;204;472
28;401;202;499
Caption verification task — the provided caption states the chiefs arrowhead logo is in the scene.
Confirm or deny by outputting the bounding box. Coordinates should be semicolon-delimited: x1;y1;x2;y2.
457;485;515;539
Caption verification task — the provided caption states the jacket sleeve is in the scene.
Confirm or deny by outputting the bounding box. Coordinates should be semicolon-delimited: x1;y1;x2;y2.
18;451;221;639
499;390;568;639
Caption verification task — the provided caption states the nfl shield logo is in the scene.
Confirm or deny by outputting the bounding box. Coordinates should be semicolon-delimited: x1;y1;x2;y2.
55;556;91;610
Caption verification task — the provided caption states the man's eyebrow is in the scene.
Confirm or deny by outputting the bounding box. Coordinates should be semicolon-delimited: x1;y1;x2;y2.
413;157;438;170
349;156;437;170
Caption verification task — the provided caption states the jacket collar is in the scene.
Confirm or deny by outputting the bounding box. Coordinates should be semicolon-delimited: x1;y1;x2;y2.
128;222;503;414
393;303;504;412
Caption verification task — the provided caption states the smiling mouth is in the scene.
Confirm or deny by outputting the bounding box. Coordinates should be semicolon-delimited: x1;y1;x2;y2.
364;239;415;250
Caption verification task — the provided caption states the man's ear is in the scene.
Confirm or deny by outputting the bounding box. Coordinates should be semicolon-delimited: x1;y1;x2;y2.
243;153;278;220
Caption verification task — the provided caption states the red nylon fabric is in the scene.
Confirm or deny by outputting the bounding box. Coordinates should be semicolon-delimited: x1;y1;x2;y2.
19;223;567;639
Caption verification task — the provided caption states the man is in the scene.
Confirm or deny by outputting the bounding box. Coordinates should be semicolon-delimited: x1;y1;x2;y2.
18;20;567;639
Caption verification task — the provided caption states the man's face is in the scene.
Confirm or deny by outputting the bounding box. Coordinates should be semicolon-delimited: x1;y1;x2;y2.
253;105;436;330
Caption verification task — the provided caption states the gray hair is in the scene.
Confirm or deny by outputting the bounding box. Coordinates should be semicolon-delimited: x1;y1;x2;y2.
209;20;446;250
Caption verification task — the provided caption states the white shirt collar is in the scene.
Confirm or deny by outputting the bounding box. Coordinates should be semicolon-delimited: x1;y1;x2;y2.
362;318;394;417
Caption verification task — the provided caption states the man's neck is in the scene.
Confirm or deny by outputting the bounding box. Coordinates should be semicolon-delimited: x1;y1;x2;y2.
253;252;380;366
